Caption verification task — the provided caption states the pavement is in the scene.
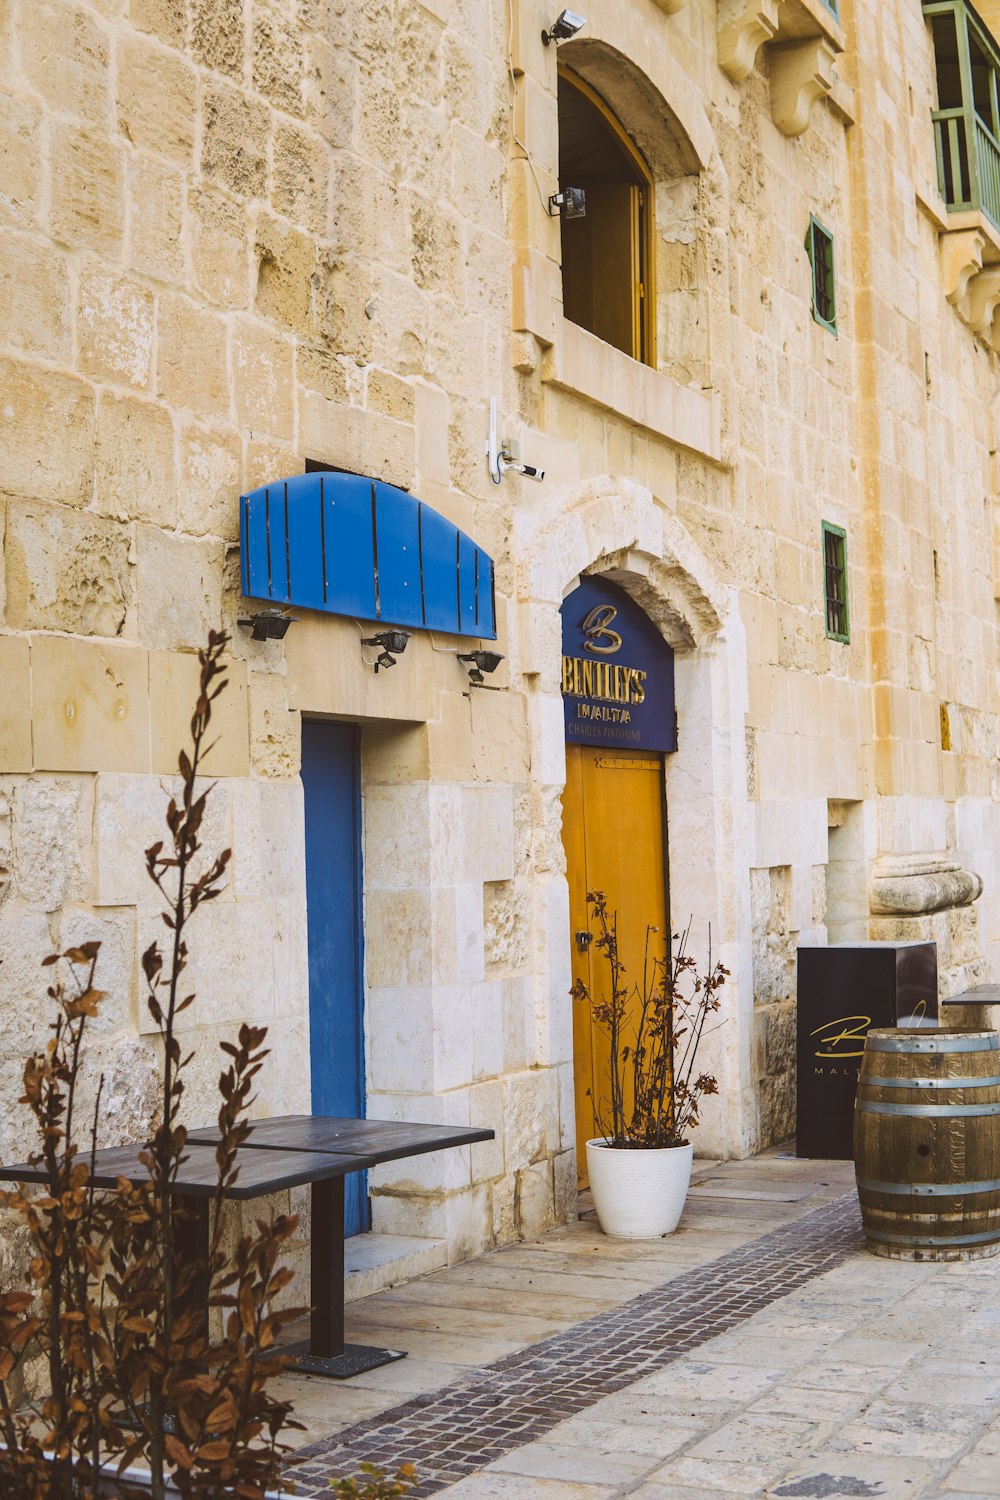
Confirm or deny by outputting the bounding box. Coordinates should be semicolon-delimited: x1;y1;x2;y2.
274;1147;1000;1499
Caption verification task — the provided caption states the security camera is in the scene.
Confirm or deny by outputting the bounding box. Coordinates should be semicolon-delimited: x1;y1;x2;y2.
542;9;586;45
503;460;545;482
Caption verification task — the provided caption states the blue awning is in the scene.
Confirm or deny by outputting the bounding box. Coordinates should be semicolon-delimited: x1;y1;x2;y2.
239;472;496;640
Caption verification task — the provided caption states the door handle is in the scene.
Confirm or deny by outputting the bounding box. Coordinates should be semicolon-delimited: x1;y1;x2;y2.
575;930;593;951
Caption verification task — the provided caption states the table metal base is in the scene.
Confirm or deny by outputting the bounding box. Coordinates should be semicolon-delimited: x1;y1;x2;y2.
278;1340;407;1379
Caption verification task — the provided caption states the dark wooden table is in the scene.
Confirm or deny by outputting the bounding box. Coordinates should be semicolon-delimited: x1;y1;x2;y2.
1;1117;495;1380
186;1115;496;1376
0;1141;383;1380
941;984;1000;1007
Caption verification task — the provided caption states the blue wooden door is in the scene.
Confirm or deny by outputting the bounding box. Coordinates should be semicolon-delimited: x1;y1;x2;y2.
301;719;369;1236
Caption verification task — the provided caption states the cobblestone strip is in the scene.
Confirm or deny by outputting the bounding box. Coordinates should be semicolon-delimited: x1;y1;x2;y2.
285;1192;864;1497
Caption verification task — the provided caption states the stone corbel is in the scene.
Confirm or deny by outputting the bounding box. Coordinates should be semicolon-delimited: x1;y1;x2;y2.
942;227;987;305
651;0;687;11
869;853;983;917
718;0;780;83
769;37;838;137
965;267;1000;336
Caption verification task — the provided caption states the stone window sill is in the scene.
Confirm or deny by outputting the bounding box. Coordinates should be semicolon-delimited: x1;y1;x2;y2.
542;317;723;464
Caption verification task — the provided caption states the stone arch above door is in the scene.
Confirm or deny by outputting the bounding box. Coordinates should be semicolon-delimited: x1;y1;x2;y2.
514;475;728;690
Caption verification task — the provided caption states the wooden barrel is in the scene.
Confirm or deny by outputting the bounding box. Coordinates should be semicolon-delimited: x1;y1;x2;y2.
854;1028;1000;1261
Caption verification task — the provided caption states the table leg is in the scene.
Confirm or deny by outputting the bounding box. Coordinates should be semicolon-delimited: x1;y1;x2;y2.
174;1195;210;1341
310;1173;344;1356
278;1173;407;1380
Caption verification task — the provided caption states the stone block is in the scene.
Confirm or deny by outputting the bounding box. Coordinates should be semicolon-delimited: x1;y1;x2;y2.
363;783;433;888
468;1079;504;1179
299;394;414;490
77;265;154;393
470;979;503;1079
55;902;136;1036
0;638;31;771
127;153;184;284
365;987;436;1094
12;776;91;910
190;186;250;308
178;421;242;540
414;379;450;487
0;358;95;505
252;0;306;113
461;785;515;883
135;526;224;651
31;637;150;774
129;0;186;45
135;896;278;1034
6;503;131;638
201;78;269;198
302;34;356;148
0;93;42;228
517;1158;555;1238
362;722;431;784
117;33;196;164
156;294;230;418
455;882;487;984
149;652;249;777
247;671;299;778
0;231;72;358
49;122;124;256
229;778;305;900
96;394;177;526
0;906;63;1059
365;888;434;987
231;318;294;438
553;1148;577;1224
369;1139;470;1196
21;0;109;124
427;691;475;780
96;770;233;908
471;689;530;783
253;214;315;334
191;0;244;77
272;120;330;235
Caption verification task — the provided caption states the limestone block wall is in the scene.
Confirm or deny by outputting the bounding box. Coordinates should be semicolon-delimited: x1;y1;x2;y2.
5;0;1000;1254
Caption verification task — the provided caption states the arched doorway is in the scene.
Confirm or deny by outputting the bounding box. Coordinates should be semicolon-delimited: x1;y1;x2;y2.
559;574;677;1183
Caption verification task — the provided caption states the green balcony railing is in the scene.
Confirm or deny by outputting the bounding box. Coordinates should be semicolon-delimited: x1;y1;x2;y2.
932;107;1000;229
926;0;1000;231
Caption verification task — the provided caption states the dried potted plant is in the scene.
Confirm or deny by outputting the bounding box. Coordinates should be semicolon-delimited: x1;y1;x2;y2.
572;891;728;1239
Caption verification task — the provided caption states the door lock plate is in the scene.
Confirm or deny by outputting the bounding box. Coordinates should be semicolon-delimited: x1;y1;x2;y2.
575;930;593;950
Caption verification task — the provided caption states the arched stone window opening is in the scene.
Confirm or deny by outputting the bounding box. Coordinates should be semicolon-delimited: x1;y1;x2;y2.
557;68;655;365
554;42;710;387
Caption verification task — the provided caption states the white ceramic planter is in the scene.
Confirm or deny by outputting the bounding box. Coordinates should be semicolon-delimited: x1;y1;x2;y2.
586;1139;694;1239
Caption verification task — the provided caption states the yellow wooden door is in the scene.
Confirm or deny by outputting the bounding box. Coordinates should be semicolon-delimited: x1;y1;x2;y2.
562;744;668;1186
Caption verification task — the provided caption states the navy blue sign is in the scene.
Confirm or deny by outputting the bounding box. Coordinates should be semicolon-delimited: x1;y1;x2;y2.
561;576;676;752
240;471;496;640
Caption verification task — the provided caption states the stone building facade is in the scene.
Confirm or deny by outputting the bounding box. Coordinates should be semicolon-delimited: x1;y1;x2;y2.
2;0;1000;1266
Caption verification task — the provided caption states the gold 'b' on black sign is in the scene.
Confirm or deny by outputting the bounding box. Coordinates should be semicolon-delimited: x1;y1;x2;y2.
560;575;675;754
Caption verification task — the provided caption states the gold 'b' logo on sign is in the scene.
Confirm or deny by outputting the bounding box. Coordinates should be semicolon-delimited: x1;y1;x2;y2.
581;605;623;655
810;1015;872;1059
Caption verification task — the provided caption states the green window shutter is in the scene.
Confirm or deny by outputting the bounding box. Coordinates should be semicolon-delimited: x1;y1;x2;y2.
820;0;840;17
806;216;837;333
822;522;849;643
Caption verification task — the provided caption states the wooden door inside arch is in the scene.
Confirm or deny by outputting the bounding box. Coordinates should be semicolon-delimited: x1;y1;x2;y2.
562;745;669;1188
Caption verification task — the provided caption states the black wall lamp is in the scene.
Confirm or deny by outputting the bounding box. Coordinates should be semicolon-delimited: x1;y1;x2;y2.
542;8;586;44
548;187;586;218
458;649;505;685
362;629;411;673
238;607;297;641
